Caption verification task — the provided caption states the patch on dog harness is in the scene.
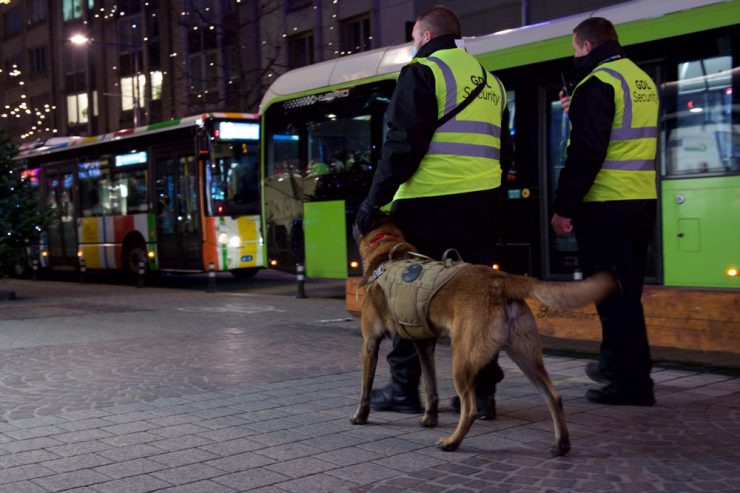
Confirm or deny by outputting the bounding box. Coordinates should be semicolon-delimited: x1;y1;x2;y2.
369;250;467;340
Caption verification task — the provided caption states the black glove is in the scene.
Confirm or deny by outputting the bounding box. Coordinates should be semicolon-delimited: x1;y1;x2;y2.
353;200;379;245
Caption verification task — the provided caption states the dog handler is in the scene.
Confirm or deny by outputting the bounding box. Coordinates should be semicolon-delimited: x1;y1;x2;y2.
551;17;657;406
354;5;513;418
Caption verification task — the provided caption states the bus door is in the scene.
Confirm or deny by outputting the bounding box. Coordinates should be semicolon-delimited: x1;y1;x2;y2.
44;164;78;268
155;155;202;270
542;63;662;281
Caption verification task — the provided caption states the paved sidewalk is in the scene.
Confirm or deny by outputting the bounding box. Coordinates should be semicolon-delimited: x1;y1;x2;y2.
0;276;738;492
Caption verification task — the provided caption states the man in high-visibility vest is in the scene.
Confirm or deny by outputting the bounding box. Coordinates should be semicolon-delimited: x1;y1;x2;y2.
552;17;657;406
354;6;512;419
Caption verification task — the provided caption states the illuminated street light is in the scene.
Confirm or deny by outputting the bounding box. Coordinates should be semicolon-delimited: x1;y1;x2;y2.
68;33;142;128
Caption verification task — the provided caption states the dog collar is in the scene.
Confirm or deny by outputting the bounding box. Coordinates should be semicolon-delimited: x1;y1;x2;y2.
368;232;395;249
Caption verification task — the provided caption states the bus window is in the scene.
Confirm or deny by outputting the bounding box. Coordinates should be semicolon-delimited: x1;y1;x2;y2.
79;159;109;217
663;48;737;176
207;141;260;215
108;169;148;215
306;114;372;202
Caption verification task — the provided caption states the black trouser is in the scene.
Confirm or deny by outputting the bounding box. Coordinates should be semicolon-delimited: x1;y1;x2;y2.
385;189;505;398
574;200;656;393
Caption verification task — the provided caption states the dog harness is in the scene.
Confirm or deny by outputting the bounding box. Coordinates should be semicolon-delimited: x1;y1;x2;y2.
367;250;468;340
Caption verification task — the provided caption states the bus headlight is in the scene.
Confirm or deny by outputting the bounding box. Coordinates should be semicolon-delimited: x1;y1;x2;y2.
218;233;229;245
228;235;241;248
728;267;738;277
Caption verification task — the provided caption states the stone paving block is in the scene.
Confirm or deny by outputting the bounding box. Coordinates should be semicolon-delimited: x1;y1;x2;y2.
158;479;238;492
195;425;258;443
327;461;403;485
91;474;172;493
149;423;211;438
151;462;226;485
298;431;372;451
314;446;387;467
94;457;167;480
5;425;66;440
276;472;361;492
97;443;163;462
1;437;64;454
149;448;220;468
147;414;200;427
205;451;277;472
44;440;111;458
100;421;156;436
214;468;291;490
147;434;214;452
30;469;109;491
0;449;60;469
43;452;112;473
371;451;447;472
52;428;113;444
254;442;325;461
249;429;313;447
57;418;116;432
199;437;265;456
357;437;425;455
264;456;338;478
0;464;54;485
100;431;161;447
103;411;160;424
9;416;67;429
0;481;49;493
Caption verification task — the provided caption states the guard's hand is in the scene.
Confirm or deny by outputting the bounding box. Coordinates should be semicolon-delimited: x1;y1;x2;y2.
353;200;378;244
559;90;571;114
551;213;574;236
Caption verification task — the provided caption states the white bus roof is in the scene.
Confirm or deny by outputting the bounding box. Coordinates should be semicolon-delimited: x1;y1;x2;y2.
260;0;729;111
16;112;258;160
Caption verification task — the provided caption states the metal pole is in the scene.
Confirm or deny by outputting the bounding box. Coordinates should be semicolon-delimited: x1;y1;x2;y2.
79;257;86;284
137;258;146;288
296;262;307;299
207;262;217;293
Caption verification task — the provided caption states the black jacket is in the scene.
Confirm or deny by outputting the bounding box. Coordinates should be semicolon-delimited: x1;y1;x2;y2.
553;40;636;219
364;34;513;209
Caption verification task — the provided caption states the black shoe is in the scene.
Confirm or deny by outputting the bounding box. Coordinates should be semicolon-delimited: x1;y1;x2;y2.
451;395;496;420
585;362;611;384
370;385;423;414
586;385;655;407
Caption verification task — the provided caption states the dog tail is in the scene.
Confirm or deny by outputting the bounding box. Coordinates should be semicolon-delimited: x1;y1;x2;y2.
502;271;615;309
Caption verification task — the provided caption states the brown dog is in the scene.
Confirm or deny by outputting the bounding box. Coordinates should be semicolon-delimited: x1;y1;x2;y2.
350;220;614;457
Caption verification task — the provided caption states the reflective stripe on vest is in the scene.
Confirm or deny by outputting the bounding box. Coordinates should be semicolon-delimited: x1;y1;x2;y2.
572;58;658;201
393;49;504;201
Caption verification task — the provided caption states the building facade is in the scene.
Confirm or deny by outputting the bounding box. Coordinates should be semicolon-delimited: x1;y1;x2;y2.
1;0;626;144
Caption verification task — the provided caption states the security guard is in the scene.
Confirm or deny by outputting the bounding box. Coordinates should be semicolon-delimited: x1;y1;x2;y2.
354;6;513;418
552;17;658;406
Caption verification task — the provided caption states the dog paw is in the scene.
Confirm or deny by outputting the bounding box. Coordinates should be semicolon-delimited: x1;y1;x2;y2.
435;437;459;452
350;414;368;425
549;440;571;457
420;414;438;428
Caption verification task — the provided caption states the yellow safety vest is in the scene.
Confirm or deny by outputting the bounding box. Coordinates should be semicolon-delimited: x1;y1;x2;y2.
393;48;504;201
572;58;658;201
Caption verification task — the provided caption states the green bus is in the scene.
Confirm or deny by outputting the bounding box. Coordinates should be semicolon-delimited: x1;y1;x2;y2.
260;0;739;351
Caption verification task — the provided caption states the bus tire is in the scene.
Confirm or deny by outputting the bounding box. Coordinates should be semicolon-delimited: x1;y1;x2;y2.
230;268;259;279
122;236;148;280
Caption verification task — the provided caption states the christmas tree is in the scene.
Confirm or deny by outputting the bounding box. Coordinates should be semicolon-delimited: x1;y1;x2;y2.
0;130;50;279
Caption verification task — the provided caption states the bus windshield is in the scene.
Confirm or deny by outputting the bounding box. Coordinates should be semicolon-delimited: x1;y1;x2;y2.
206;141;260;215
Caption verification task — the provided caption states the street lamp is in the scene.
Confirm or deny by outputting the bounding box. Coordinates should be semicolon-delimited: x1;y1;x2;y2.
69;33;143;128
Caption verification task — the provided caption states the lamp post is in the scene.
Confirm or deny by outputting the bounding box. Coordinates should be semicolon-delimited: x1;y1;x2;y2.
69;33;143;129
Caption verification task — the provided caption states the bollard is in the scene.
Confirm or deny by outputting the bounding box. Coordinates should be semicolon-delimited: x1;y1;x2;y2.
207;262;216;293
137;259;146;288
79;258;86;284
573;268;583;281
296;262;307;299
32;259;38;281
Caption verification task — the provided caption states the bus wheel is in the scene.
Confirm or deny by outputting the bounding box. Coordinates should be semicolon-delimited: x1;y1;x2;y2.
231;268;259;279
123;242;148;280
